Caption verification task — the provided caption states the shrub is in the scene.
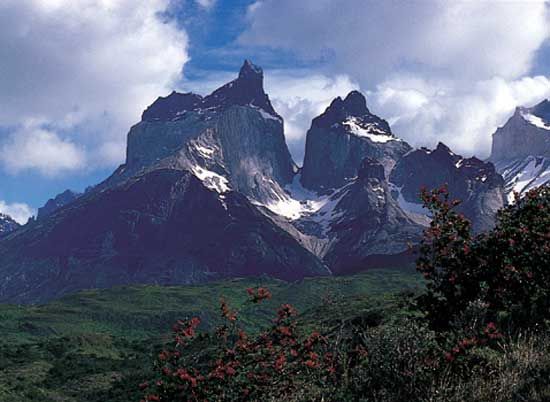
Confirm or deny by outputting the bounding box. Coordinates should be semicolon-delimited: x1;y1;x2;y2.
141;288;340;402
417;185;550;329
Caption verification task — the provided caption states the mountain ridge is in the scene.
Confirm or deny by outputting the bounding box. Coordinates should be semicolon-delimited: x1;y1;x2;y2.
0;60;515;303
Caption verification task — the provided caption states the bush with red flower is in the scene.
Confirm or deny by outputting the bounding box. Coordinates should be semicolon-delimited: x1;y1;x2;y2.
141;287;342;402
417;185;550;329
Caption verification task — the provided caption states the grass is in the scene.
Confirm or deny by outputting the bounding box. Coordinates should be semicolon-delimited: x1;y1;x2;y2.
0;266;423;402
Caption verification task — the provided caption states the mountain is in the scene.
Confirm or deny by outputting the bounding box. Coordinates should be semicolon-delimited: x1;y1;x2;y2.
301;91;411;191
0;61;326;303
0;61;507;303
390;143;505;232
320;158;424;274
37;190;81;219
100;59;295;205
0;213;19;238
255;94;504;272
490;99;550;202
0;169;328;303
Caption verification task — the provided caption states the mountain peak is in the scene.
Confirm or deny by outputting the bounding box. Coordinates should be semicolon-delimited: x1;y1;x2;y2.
0;213;20;238
239;59;263;80
323;90;369;118
141;60;278;122
528;98;550;121
343;90;369;115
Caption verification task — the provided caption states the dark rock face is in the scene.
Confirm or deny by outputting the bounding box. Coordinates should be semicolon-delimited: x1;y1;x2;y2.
322;158;423;274
489;100;550;201
301;91;411;191
0;214;19;238
37;190;80;219
390;143;505;232
142;60;278;122
0;169;329;304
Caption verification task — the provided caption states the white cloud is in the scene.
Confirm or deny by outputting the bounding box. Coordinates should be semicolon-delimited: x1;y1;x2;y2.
265;72;358;162
0;0;188;176
241;0;550;157
196;0;216;10
0;200;35;224
369;75;550;158
1;122;86;176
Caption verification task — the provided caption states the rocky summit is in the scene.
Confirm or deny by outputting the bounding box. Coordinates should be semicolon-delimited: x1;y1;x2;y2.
37;189;81;220
0;61;517;303
490;99;550;203
0;213;19;238
301;91;411;191
390;143;505;233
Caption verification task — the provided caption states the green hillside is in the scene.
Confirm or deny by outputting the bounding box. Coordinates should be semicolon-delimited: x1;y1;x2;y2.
0;267;422;402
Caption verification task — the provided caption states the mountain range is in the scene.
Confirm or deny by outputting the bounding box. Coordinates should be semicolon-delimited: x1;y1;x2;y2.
0;60;547;303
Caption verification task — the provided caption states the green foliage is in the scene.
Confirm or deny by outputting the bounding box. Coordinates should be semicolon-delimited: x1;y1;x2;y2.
0;269;421;402
417;185;550;328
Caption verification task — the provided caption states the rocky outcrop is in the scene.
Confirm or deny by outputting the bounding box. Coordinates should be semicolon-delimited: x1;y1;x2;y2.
491;100;550;162
490;100;550;202
0;169;329;304
0;214;19;238
37;190;81;219
390;143;505;232
301;91;411;191
322;158;423;274
101;60;295;205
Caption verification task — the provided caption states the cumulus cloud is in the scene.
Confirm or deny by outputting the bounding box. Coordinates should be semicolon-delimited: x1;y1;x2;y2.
369;75;550;157
0;122;86;176
196;0;216;10
241;0;550;157
265;72;358;161
0;200;35;224
0;0;188;175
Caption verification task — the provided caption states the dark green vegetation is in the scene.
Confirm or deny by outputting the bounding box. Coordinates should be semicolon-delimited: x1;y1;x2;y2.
1;186;549;402
139;185;550;402
0;268;422;401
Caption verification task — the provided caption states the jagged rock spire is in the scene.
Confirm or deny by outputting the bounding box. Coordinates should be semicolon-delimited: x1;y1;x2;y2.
142;60;278;122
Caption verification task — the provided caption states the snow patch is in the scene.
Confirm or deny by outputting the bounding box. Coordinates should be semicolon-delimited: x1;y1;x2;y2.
496;156;550;204
256;174;350;232
389;183;430;217
192;166;230;194
342;117;397;143
195;144;215;158
249;104;282;123
521;112;550;130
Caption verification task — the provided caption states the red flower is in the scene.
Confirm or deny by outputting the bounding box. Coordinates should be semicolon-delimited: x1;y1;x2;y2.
304;359;318;368
278;326;292;337
220;299;237;321
274;353;286;371
247;287;272;303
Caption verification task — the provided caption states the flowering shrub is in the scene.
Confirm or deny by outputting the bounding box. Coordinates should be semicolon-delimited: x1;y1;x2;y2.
417;185;550;328
141;287;340;401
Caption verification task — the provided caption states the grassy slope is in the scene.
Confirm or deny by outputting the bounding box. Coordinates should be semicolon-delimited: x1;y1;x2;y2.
0;267;423;401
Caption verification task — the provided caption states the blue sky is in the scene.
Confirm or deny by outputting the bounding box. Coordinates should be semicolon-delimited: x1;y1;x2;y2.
1;0;550;223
